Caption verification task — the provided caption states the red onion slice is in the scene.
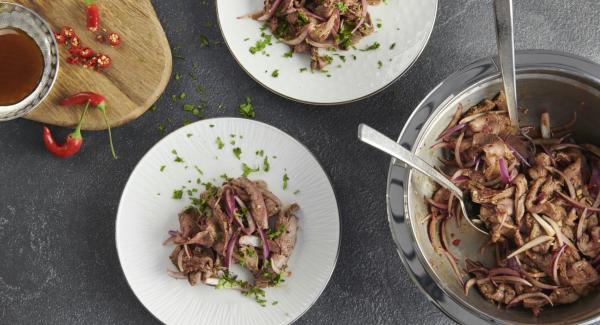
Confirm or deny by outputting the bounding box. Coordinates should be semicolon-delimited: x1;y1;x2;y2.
256;0;284;21
167;269;187;279
426;197;448;210
463;278;477;295
224;188;237;222
437;123;466;141
507;235;554;259
557;192;600;212
508;292;553;308
351;0;368;34
552;244;567;286
233;196;256;235
257;226;270;260
224;231;240;268
306;38;335;48
498;158;511;184
304;9;326;21
488;267;521;278
281;26;310;45
454;131;465;168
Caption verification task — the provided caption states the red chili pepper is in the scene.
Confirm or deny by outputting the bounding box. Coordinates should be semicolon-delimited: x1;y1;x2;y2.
68;46;82;56
54;32;66;44
79;47;94;58
82;56;98;69
60;92;117;159
66;56;81;65
70;35;81;48
96;54;112;69
60;26;76;39
107;32;122;47
43;102;89;158
85;0;100;32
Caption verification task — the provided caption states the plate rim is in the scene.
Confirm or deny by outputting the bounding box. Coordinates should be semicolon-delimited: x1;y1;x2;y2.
215;0;439;106
115;117;342;325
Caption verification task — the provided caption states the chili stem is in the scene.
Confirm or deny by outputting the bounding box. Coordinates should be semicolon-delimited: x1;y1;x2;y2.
100;109;117;159
75;102;91;133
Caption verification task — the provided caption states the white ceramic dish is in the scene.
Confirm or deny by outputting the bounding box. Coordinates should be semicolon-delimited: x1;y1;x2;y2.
116;118;340;325
216;0;438;105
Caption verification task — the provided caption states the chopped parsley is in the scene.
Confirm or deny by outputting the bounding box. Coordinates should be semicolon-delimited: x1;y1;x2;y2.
256;150;264;157
186;133;193;138
199;34;209;47
272;301;279;306
243;37;250;41
390;42;396;50
172;149;184;163
233;147;242;159
150;104;157;112
283;51;293;58
157;124;166;135
334;21;356;49
239;97;255;118
293;189;300;195
297;10;309;25
377;22;382;28
271;69;279;78
299;67;308;73
360;41;380;51
179;92;187;100
172;189;183;199
195;85;204;93
194;165;204;175
216;137;225;149
263;156;270;172
242;163;260;177
249;33;272;54
183;104;195;111
267;224;286;240
336;2;348;13
283;173;289;190
174;73;182;80
377;60;383;69
160;165;166;172
220;173;231;181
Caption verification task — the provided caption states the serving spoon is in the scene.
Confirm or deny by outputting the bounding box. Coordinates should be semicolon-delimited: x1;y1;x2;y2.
357;124;488;234
494;0;520;128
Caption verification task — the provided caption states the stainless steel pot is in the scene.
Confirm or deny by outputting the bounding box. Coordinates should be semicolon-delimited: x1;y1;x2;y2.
387;50;600;325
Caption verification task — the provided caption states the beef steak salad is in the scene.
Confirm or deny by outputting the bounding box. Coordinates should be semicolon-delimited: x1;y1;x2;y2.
244;0;381;70
164;176;299;305
428;92;600;316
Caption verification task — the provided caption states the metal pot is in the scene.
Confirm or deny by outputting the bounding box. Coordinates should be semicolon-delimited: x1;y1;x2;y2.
387;50;600;325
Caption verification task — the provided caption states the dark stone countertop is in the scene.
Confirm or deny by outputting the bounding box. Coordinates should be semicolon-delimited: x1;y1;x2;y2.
1;0;599;323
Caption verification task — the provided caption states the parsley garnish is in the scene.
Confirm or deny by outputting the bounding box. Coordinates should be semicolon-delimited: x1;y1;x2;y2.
174;73;182;80
216;137;225;149
390;42;396;50
249;33;272;54
293;189;300;195
160;165;166;172
242;163;260;177
283;173;289;190
263;156;270;172
283;51;293;58
377;60;383;69
179;92;187;100
360;42;380;51
267;224;286;240
233;147;242;159
297;11;309;25
239;97;255;118
271;69;279;78
172;189;183;199
299;67;308;73
336;2;348;13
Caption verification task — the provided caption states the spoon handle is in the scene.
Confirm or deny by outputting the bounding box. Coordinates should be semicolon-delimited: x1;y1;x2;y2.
357;124;464;199
493;0;519;127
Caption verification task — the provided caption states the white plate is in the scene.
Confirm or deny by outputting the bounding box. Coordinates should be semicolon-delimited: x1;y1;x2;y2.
116;118;340;325
216;0;438;105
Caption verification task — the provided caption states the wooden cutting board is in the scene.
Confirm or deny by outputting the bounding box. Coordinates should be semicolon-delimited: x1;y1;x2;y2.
9;0;172;130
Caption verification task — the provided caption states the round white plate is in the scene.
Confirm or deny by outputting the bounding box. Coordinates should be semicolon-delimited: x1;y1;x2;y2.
216;0;437;105
116;118;340;325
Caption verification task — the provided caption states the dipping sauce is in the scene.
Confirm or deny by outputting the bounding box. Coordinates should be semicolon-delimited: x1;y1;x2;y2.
0;28;44;106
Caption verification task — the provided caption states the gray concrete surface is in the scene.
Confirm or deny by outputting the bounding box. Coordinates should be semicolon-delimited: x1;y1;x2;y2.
1;0;599;323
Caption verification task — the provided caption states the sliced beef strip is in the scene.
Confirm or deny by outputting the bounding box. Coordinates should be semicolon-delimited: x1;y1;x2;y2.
470;184;515;205
274;204;299;257
562;156;584;191
209;193;232;256
528;153;551;180
231;177;269;229
254;180;282;217
238;245;259;273
493;91;508;111
514;174;527;224
467;112;515;138
178;208;201;239
465;99;495;116
550;287;580;304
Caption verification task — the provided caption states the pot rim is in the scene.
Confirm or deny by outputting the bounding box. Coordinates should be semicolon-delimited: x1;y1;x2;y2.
386;49;600;325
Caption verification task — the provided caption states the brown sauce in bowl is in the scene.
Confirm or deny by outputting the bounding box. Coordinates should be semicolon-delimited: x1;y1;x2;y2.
0;28;44;106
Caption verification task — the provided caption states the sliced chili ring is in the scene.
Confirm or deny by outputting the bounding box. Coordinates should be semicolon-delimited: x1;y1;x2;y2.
96;54;112;69
69;35;81;48
107;32;122;47
66;56;81;65
54;32;67;44
83;56;99;69
60;26;76;39
68;46;82;56
79;47;94;58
